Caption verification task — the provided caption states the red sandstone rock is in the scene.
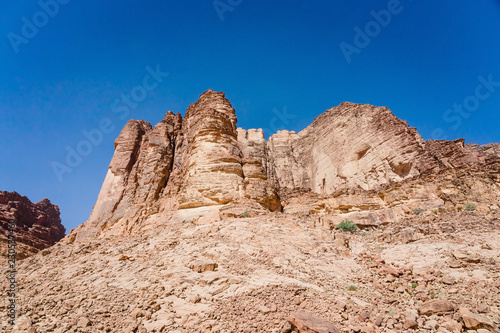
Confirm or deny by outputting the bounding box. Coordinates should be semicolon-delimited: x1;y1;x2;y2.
0;191;65;258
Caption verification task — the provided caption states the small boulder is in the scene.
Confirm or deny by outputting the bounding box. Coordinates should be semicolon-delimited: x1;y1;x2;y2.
403;311;418;329
77;317;91;327
187;293;201;303
288;311;340;333
188;260;218;273
258;305;271;313
458;307;496;331
418;300;454;316
376;266;400;277
440;319;462;332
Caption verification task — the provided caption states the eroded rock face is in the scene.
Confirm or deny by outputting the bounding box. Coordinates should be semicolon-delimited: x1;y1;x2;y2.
73;90;281;242
72;91;500;242
465;142;500;158
175;90;244;209
267;103;498;198
75;114;181;242
268;102;434;195
238;128;281;212
0;191;65;258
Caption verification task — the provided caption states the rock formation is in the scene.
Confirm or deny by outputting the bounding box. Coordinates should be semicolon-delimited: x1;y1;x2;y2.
3;90;500;332
465;142;500;158
0;191;65;258
73;90;282;242
72;90;500;242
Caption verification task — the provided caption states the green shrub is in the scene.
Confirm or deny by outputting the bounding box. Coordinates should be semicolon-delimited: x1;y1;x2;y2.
348;285;357;291
336;220;358;232
411;282;418;289
241;210;249;218
465;203;476;212
413;208;424;215
431;209;438;214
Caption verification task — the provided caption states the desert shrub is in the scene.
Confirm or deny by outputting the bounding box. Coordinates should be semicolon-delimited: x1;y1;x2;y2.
348;285;358;291
413;208;424;215
431;209;438;214
241;210;249;218
336;220;358;232
465;203;476;211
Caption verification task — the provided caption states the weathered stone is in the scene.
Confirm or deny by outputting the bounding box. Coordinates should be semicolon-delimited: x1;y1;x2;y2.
188;260;218;273
404;310;418;329
418;300;455;315
0;191;65;258
376;266;400;277
441;319;463;332
465;142;500;158
458;307;496;331
77;317;91;327
288;311;340;333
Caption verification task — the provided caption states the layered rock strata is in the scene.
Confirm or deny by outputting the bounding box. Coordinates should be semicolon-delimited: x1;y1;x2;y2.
0;191;65;258
72;91;500;242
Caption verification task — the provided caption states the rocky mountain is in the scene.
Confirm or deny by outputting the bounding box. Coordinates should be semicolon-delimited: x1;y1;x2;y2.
71;90;500;243
0;191;65;259
2;90;499;332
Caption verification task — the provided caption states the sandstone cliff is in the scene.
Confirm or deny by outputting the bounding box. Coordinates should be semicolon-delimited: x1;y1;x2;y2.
0;191;65;258
73;90;281;242
71;90;500;242
4;91;500;333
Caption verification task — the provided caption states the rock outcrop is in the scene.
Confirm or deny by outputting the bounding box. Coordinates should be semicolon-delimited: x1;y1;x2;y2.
465;142;500;158
74;90;281;242
0;191;65;258
72;90;500;242
268;102;429;195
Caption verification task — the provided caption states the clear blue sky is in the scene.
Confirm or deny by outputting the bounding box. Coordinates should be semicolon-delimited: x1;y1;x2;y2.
1;1;499;232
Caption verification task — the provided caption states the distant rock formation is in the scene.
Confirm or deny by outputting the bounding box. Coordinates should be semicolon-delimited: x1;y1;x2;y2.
0;191;65;258
71;90;500;242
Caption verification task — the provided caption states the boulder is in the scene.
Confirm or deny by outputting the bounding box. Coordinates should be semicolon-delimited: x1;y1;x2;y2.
288;311;340;333
458;307;496;331
418;300;454;316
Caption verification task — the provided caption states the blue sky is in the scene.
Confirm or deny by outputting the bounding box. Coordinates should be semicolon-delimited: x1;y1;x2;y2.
1;0;499;231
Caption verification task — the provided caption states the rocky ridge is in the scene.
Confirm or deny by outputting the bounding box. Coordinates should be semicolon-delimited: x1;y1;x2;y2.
71;90;500;243
0;191;65;259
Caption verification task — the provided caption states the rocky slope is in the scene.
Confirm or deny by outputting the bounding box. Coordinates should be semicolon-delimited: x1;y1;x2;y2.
0;191;65;259
2;208;499;332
